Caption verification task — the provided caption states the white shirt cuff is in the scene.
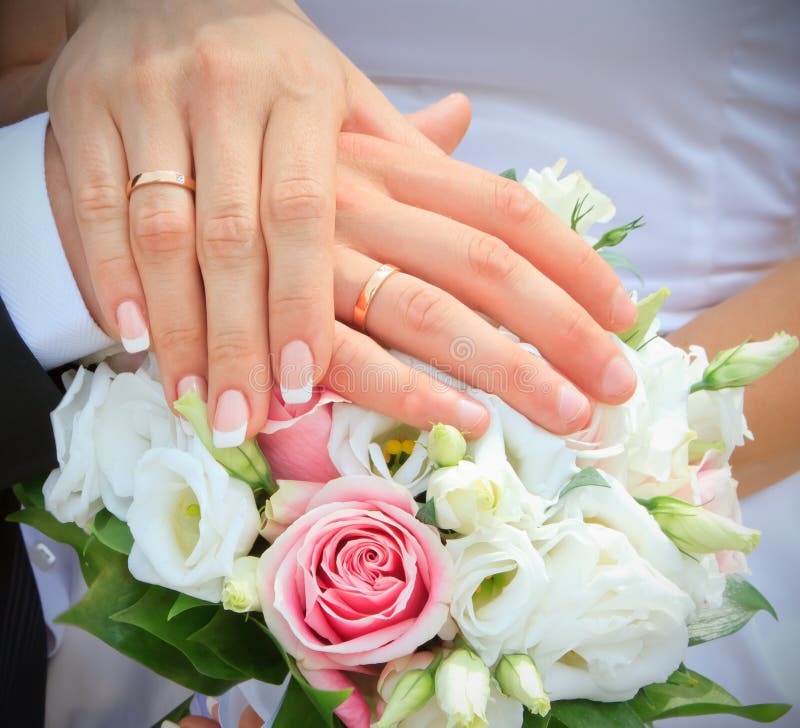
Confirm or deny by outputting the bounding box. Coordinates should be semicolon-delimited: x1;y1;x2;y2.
0;113;114;369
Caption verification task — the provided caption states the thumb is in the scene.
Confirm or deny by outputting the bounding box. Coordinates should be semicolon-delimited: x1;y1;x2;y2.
405;93;472;155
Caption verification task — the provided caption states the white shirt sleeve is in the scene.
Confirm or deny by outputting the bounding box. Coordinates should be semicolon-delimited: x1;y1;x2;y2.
0;112;114;369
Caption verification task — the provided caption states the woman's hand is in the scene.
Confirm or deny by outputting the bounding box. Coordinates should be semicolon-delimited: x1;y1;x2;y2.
47;0;443;446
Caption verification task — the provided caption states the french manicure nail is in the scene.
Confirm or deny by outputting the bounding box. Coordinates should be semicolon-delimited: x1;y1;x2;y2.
206;696;219;714
610;285;637;328
213;390;248;448
602;357;637;399
457;398;488;433
177;375;207;400
280;340;314;405
116;301;150;353
559;383;590;425
161;722;180;728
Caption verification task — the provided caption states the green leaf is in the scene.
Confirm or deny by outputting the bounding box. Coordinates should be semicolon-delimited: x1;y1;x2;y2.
151;695;193;728
629;666;790;722
12;477;46;510
252;619;350;727
112;587;245;682
56;550;233;695
499;168;518;181
91;509;134;555
689;575;777;646
559;467;610;498
597;250;643;284
168;592;217;621
188;610;288;686
415;499;438;527
273;677;330;728
522;712;552;728
618;287;670;349
549;699;644;728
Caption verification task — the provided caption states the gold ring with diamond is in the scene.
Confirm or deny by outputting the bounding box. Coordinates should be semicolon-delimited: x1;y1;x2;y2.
126;170;196;199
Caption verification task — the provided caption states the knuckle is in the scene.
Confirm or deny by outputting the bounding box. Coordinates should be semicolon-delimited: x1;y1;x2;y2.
91;251;132;288
561;307;593;342
192;32;241;86
208;330;253;367
76;182;126;226
465;232;519;282
156;324;201;355
493;177;539;226
270;288;325;318
572;243;597;275
200;208;259;259
267;177;328;224
131;204;193;256
130;59;169;98
398;285;449;337
275;49;335;97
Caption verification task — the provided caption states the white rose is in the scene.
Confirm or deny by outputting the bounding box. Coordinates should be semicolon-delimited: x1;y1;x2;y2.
327;405;431;494
43;358;187;525
551;471;723;610
521;158;615;238
127;440;260;601
427;461;544;535
446;525;549;666
526;519;694;702
687;345;751;460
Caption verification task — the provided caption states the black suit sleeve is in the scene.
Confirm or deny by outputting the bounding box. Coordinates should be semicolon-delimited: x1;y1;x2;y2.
0;296;61;491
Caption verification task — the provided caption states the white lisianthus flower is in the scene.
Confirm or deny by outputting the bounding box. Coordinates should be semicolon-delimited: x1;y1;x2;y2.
521;158;615;238
426;461;542;535
526;520;695;702
570;335;693;495
222;556;262;613
686;346;752;460
127;440;260;601
43;358;188;525
551;471;723;610
494;654;550;717
445;525;549;666
327;406;431;494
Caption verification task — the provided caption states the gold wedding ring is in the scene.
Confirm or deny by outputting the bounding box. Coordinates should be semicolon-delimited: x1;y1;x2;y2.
353;264;400;331
126;170;196;198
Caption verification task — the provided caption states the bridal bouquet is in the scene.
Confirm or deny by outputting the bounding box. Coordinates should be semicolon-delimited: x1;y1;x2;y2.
11;161;796;728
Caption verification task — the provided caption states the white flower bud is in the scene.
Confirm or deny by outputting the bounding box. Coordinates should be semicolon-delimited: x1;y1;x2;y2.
426;462;502;535
221;556;261;613
638;496;760;555
427;424;468;467
435;648;490;728
692;332;798;393
494;654;550;717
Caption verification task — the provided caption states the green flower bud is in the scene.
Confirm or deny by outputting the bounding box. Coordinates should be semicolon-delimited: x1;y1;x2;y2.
618;287;670;349
221;556;261;613
638;496;760;555
435;648;490;728
494;654;550;717
374;668;435;728
427;423;468;467
691;332;799;393
174;390;276;493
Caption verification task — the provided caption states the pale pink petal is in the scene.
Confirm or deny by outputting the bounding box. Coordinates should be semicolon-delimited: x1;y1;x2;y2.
300;667;372;728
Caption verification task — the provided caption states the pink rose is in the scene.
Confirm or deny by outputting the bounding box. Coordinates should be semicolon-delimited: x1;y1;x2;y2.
258;477;455;673
257;388;345;482
301;667;372;728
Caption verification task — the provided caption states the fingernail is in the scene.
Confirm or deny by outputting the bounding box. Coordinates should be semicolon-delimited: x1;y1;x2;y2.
177;375;207;400
457;398;488;433
161;722;180;728
610;285;636;328
602;357;637;399
213;390;248;448
206;696;219;714
280;340;314;405
116;301;149;353
559;383;590;425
